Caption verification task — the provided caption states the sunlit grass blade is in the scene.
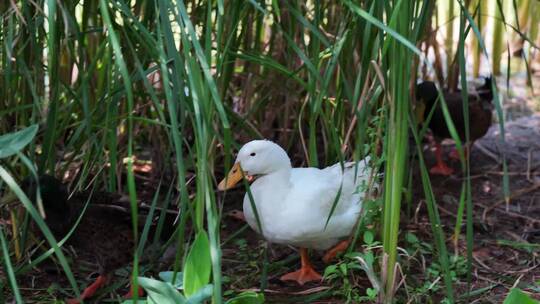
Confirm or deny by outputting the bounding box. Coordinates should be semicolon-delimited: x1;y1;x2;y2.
408;116;455;303
0;226;23;303
457;8;473;299
98;0;139;301
492;0;505;75
457;0;510;211
40;0;60;174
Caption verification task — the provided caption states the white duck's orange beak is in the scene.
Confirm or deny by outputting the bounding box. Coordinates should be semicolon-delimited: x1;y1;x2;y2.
218;163;254;191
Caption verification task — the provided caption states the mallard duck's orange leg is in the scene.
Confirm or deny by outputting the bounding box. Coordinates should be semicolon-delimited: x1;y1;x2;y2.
123;282;145;299
430;142;454;176
66;275;108;304
280;248;322;285
322;240;350;263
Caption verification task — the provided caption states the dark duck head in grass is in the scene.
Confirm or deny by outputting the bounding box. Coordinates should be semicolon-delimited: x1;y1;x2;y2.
416;77;494;175
21;174;141;304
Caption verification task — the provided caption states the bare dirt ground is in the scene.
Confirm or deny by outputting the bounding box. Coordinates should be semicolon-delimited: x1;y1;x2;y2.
421;114;540;303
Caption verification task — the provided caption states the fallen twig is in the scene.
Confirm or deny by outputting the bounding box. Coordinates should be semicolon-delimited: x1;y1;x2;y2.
480;202;540;224
474;142;501;164
239;286;330;295
481;183;540;221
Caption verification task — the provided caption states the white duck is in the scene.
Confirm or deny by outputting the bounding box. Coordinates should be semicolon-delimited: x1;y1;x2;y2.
218;140;373;285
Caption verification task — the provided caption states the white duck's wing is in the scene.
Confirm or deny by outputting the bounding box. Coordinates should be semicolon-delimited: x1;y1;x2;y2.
288;157;371;216
319;158;371;214
275;158;371;250
288;167;341;213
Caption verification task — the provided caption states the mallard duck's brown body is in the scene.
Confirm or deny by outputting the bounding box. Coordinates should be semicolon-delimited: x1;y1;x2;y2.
65;198;134;274
416;78;494;175
420;78;493;142
23;175;137;303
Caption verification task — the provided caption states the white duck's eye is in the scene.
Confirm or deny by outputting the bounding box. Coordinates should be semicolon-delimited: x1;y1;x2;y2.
250;152;256;156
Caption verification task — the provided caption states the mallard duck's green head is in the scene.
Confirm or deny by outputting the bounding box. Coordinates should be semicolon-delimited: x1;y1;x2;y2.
415;81;439;123
0;175;72;238
22;175;69;214
477;77;494;103
416;81;438;106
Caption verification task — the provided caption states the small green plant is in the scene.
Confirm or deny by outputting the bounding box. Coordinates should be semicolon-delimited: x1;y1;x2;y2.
126;271;264;304
126;232;263;304
323;249;381;303
117;232;210;304
323;228;382;303
404;232;468;303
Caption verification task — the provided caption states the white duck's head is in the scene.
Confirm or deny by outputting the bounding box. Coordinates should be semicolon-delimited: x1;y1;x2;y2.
218;140;291;190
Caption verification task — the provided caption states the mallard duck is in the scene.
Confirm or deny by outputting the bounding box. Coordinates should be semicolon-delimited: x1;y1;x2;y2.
18;175;140;304
416;77;494;175
218;140;373;285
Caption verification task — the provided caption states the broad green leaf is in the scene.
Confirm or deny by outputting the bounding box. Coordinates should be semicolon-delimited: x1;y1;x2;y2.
138;276;186;304
183;231;211;297
225;291;265;304
503;288;538;304
405;232;419;244
186;284;213;304
363;230;374;244
0;125;38;159
323;264;338;278
366;288;378;298
159;271;184;289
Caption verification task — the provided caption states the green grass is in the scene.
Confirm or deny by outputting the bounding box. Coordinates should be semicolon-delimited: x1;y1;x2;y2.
0;0;537;303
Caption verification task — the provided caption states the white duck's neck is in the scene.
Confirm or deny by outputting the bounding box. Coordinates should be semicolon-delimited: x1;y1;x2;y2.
257;167;291;188
246;167;291;230
250;166;292;207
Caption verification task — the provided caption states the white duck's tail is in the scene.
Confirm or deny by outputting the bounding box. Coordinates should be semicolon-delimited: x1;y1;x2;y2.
325;156;373;195
350;157;373;192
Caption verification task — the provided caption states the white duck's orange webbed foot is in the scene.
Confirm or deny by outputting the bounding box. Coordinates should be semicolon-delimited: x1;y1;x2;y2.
280;266;322;285
280;248;322;285
322;240;350;263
